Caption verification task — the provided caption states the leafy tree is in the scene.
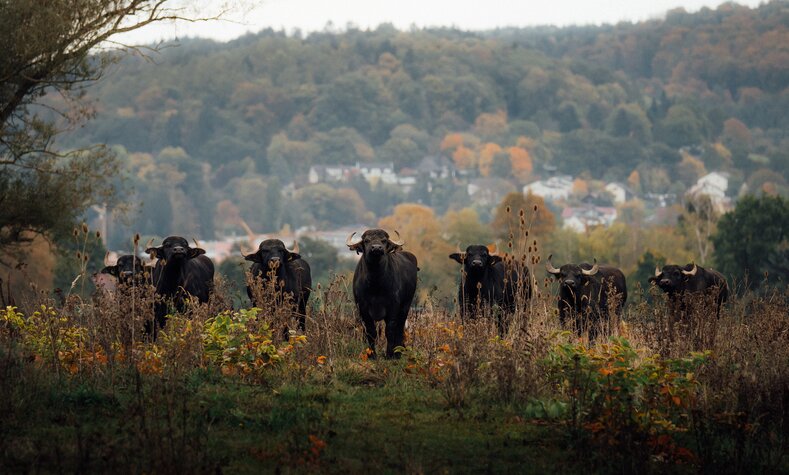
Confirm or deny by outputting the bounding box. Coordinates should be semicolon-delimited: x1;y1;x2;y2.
654;105;706;148
712;195;789;289
0;0;219;268
555;101;583;133
492;192;556;244
678;194;718;265
442;208;493;247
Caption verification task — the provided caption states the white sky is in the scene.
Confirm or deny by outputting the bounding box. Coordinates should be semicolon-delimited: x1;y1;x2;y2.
116;0;766;44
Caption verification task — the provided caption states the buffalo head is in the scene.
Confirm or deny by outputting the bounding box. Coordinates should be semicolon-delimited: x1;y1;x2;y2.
449;244;502;275
545;254;599;290
101;253;147;284
145;236;206;263
244;239;300;270
649;263;697;292
347;229;403;263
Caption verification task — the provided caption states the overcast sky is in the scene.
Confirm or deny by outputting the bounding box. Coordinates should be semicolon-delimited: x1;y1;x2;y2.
116;0;766;44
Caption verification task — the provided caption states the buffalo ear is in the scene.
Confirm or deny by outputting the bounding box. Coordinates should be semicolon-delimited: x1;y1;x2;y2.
145;247;161;259
244;251;261;263
101;265;119;277
449;253;464;264
386;240;402;253
188;247;206;259
489;255;503;265
288;252;302;261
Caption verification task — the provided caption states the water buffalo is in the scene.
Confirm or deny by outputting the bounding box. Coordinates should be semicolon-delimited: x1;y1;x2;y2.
100;253;151;287
347;229;418;359
546;255;627;341
649;263;728;320
449;244;530;334
245;239;312;332
145;236;214;331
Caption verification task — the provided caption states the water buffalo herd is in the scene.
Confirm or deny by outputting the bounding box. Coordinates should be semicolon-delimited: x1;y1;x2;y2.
99;229;729;357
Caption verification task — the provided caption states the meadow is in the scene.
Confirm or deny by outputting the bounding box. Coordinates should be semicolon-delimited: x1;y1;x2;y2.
1;251;787;474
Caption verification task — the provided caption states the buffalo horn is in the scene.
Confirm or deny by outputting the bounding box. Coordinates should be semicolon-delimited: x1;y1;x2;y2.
654;266;662;278
346;232;360;248
582;258;599;276
145;237;155;249
682;263;698;276
289;240;300;254
192;238;201;249
545;254;561;274
487;243;498;255
390;230;404;246
104;251;112;266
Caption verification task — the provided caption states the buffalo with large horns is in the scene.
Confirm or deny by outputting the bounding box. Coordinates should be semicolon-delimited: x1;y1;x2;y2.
449;243;529;334
145;236;215;332
245;239;312;332
347;229;418;358
546;255;627;341
649;263;728;320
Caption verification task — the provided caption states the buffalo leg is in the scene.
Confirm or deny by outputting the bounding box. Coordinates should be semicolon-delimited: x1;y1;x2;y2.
361;316;378;359
385;316;406;359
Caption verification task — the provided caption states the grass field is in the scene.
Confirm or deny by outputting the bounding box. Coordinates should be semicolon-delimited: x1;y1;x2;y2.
1;270;787;474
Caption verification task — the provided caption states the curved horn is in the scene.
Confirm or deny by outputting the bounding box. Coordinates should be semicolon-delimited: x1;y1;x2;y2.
545;254;561;274
456;242;463;254
104;251;112;266
682;263;698;276
145;237;155;249
192;238;201;248
582;258;599;276
487;243;498;255
289;240;299;254
390;230;404;246
346;232;360;248
655;266;662;278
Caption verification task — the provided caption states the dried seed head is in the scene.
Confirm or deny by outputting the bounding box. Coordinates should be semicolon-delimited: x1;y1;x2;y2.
519;208;525;217
73;228;79;237
533;205;538;211
76;251;82;259
81;222;89;234
134;233;140;245
95;231;101;239
506;205;511;213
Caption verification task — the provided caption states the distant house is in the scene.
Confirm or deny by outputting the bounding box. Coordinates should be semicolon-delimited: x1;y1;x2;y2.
645;192;677;208
561;205;618;233
357;162;395;184
308;165;357;184
523;175;573;201
686;171;731;212
468;178;516;207
604;182;634;205
417;155;456;180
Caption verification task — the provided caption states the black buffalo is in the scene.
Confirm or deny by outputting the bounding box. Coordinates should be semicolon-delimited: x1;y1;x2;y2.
145;236;215;331
649;263;729;320
546;255;627;341
347;229;418;359
245;239;312;332
449;244;530;334
100;253;152;286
